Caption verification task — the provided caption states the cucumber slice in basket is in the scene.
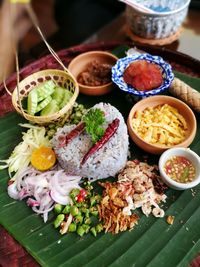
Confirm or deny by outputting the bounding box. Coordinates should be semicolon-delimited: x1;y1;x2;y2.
59;90;73;109
27;89;38;115
40;99;59;116
52;87;65;105
37;80;56;102
36;96;52;113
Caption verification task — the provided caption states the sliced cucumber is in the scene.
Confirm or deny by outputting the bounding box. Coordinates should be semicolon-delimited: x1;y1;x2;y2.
59;90;73;109
36;96;52;113
40;99;59;116
52;87;65;105
27;88;38;115
37;80;56;102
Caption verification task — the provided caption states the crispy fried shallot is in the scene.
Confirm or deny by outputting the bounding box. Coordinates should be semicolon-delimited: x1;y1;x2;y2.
98;181;139;234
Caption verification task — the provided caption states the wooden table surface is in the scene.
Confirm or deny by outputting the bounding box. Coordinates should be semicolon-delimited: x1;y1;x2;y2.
83;9;200;61
0;6;200;267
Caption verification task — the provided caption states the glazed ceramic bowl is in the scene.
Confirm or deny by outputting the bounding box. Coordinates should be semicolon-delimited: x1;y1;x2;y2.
159;147;200;190
112;53;174;98
127;95;197;154
126;0;191;39
68;51;118;96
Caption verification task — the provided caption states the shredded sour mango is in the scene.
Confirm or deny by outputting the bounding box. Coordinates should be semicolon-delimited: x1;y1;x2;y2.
31;147;56;171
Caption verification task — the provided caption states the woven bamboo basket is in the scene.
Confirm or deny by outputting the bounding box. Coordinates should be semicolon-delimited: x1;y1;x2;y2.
12;69;79;124
5;1;79;125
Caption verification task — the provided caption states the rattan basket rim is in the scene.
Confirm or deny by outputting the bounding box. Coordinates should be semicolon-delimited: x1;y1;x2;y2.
11;69;79;123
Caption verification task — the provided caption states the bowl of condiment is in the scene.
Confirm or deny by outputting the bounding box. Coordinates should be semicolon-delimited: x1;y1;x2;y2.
68;51;118;96
112;54;174;98
159;147;200;190
126;0;191;39
127;95;197;154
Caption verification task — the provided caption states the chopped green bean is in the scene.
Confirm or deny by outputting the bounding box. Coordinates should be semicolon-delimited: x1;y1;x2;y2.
84;217;91;225
70;188;80;199
68;223;77;232
96;223;103;233
54;214;65;228
82;224;90;234
75;215;84;224
90;226;97;237
54;203;63;214
90;196;96;206
77;225;85;237
62;204;71;214
70;206;79;216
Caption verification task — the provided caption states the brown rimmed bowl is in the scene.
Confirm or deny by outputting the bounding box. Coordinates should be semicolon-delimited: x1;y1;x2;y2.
68;51;118;96
127;95;197;154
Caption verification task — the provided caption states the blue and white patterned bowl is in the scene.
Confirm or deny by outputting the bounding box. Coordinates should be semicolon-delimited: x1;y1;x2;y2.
126;0;191;39
111;53;174;97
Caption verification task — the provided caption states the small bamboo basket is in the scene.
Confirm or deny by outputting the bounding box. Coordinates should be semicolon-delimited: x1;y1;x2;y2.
12;69;79;124
6;0;79;125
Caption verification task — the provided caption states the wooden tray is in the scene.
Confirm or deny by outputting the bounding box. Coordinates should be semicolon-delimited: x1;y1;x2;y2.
0;42;200;267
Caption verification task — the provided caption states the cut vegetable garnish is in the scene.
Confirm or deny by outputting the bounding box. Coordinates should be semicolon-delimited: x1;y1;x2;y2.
31;146;56;171
26;80;73;116
37;80;56;102
36;96;52;113
60;90;73;109
52;87;65;105
40;99;59;116
27;89;38;115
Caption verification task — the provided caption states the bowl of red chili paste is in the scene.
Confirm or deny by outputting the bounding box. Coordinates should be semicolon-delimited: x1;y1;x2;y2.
159;148;200;190
112;54;174;97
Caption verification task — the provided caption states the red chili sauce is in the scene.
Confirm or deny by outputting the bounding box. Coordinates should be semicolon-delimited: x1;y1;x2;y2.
78;60;112;86
123;60;163;91
164;156;196;183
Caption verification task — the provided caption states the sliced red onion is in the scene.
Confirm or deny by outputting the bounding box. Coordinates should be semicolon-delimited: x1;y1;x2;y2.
7;182;19;200
8;167;82;222
50;190;71;205
27;198;40;207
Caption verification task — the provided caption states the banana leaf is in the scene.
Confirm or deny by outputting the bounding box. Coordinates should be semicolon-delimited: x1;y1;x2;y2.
0;72;200;267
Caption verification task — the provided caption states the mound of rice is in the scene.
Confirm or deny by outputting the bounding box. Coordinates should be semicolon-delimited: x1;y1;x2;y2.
52;103;129;181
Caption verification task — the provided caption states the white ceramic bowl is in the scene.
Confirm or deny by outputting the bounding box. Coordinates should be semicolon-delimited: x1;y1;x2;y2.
126;0;191;39
159;148;200;190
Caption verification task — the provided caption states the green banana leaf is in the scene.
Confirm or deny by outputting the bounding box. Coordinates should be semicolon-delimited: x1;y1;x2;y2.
0;72;200;267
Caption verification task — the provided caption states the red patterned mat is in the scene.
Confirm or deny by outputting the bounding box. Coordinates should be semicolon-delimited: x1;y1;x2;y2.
1;41;200;118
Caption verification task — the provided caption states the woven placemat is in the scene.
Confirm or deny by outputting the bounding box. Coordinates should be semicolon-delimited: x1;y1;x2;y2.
0;42;200;267
126;26;182;46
